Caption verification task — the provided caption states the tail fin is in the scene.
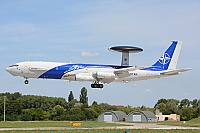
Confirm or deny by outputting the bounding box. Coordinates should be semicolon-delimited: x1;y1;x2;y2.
152;41;182;70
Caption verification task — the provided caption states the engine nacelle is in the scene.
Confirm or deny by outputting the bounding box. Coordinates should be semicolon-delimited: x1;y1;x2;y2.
63;75;75;81
93;72;115;78
75;74;94;81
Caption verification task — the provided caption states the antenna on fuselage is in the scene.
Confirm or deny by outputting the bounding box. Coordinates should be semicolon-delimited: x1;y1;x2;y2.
108;46;143;66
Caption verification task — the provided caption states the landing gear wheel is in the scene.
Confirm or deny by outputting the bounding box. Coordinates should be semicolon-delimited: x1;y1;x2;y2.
91;83;104;88
99;84;103;88
24;79;29;84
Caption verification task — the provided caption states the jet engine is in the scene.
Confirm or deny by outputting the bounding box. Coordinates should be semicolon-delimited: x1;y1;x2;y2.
75;74;94;81
93;72;115;78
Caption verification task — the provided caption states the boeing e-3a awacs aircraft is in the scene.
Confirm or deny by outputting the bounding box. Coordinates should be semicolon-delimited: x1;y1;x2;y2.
6;41;191;88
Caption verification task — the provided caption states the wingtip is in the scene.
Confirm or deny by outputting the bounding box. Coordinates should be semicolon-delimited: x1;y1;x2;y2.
186;68;193;71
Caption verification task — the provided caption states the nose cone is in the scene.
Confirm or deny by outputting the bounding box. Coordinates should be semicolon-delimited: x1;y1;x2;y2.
6;67;18;76
6;67;10;72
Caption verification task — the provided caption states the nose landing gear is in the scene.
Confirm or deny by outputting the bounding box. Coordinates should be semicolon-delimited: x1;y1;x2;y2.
24;79;29;84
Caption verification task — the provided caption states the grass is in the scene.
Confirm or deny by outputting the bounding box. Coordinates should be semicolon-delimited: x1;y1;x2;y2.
0;121;124;128
0;120;199;132
0;129;199;133
158;117;200;127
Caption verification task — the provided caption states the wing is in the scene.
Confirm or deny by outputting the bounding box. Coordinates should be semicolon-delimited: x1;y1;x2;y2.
114;66;146;78
101;66;146;83
62;66;145;83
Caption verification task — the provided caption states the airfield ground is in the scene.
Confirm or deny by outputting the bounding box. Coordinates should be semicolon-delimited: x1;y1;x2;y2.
0;121;199;132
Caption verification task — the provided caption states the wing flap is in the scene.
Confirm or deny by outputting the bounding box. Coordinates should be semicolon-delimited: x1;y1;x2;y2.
114;66;145;78
101;78;115;84
114;66;145;73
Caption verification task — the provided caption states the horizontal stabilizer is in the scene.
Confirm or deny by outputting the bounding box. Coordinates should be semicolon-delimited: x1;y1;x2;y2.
160;68;192;75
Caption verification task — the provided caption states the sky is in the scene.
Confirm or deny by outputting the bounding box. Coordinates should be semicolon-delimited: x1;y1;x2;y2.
0;0;199;107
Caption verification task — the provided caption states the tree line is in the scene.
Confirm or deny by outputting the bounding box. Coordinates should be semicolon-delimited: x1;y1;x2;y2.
0;88;115;121
0;88;199;121
154;98;200;121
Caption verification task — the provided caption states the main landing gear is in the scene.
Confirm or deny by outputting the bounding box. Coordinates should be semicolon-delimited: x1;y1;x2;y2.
91;83;104;88
24;79;29;84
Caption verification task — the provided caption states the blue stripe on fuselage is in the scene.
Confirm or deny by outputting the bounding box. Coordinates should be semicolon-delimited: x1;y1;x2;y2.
141;66;166;71
38;63;129;79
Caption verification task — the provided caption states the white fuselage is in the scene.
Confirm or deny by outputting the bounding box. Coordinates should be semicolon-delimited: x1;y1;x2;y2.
6;61;167;83
6;41;191;88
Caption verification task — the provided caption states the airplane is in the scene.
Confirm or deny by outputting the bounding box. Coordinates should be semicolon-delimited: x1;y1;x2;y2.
6;41;191;88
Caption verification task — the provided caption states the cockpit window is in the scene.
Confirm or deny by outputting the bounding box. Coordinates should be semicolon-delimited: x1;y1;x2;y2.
9;64;19;67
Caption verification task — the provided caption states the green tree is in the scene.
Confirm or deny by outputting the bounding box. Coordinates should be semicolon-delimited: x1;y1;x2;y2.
5;100;22;121
156;103;167;114
51;105;65;121
17;95;67;111
168;99;179;106
179;107;197;121
155;98;180;115
165;102;178;114
67;99;78;109
53;105;65;116
191;99;198;108
179;98;190;109
119;105;133;114
20;109;33;121
99;103;118;111
68;91;74;102
154;98;167;108
92;101;98;106
0;92;21;101
90;101;104;115
31;108;49;121
85;108;98;120
21;108;48;121
141;105;147;111
197;100;200;117
79;87;88;106
79;87;88;104
67;107;86;121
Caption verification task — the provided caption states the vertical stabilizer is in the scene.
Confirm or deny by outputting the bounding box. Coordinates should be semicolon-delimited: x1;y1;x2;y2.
152;41;182;70
168;41;182;70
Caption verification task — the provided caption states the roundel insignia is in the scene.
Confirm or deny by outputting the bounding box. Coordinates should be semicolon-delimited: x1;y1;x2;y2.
159;53;171;65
